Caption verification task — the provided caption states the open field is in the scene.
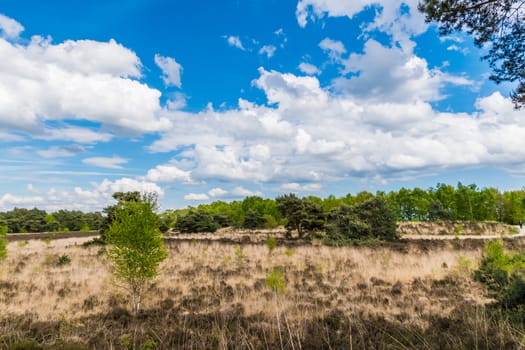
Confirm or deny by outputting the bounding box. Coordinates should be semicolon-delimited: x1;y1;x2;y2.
1;234;525;349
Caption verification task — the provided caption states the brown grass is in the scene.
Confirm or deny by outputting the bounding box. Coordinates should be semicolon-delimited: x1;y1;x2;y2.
0;236;523;349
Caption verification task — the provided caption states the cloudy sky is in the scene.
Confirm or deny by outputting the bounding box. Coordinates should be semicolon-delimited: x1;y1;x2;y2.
1;0;524;212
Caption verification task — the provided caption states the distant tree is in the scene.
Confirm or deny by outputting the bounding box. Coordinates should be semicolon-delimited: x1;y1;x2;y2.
419;0;525;106
242;209;266;229
83;212;104;231
44;214;59;232
106;200;167;314
276;194;325;238
175;210;219;233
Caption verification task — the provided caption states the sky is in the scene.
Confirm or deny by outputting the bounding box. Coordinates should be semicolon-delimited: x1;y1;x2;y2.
1;0;525;212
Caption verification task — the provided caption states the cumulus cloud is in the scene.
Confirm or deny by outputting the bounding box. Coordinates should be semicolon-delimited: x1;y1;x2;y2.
319;38;346;60
0;177;163;212
280;183;323;192
0;30;169;135
208;187;228;197
231;186;262;197
298;62;321;75
145;67;525;192
144;164;193;183
333;39;472;103
226;35;245;50
0;14;24;39
82;156;127;169
154;54;183;88
259;45;276;58
184;193;209;201
296;0;427;50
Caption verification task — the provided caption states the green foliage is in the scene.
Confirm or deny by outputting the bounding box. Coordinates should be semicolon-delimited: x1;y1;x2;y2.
265;267;286;293
82;237;106;247
266;236;277;254
0;231;7;261
474;240;525;309
276;194;325;238
57;254;71;266
326;197;398;242
175;210;219;233
283;248;295;257
106;200;168;314
419;0;525;107
242;209;266;229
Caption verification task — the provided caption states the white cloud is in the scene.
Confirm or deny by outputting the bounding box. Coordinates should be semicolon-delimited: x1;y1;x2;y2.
96;178;163;198
0;32;169;134
333;39;472;103
208;187;228;197
259;45;276;58
280;183;323;192
154;54;183;88
82;156;127;169
297;0;427;51
184;193;209;201
37;145;85;158
146;67;525;191
298;62;321;75
226;35;245;50
0;14;24;39
0;177;163;212
0;193;43;210
38;126;113;143
319;38;346;60
144;164;193;183
231;186;262;197
447;44;469;55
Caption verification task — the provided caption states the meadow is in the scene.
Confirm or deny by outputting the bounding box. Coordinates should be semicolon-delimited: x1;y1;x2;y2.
1;233;524;349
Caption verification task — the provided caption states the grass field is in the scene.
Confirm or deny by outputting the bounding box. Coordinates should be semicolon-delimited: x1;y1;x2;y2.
1;235;524;349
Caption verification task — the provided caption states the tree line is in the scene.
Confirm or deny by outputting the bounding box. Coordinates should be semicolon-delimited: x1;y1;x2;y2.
1;183;525;234
0;208;104;234
164;183;525;234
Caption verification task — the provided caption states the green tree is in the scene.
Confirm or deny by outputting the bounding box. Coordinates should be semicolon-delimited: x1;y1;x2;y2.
44;213;59;232
419;0;525;106
175;210;219;233
276;194;325;238
326;196;398;241
106;200;167;314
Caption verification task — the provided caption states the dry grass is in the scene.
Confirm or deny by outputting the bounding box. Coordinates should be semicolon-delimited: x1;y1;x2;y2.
0;236;522;349
1;237;484;321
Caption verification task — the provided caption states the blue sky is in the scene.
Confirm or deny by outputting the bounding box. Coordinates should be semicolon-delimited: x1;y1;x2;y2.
1;0;524;212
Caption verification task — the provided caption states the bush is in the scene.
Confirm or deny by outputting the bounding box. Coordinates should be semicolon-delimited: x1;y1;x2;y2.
175;210;219;233
474;240;525;309
57;254;71;266
326;197;398;242
242;209;266;229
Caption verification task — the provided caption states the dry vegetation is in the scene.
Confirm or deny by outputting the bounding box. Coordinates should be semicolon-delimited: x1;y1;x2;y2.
1;236;524;349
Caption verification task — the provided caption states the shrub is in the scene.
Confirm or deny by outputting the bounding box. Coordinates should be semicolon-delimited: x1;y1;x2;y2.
266;236;277;254
242;209;266;229
265;267;286;293
326;197;398;242
175;210;219;233
57;254;71;266
474;240;525;308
